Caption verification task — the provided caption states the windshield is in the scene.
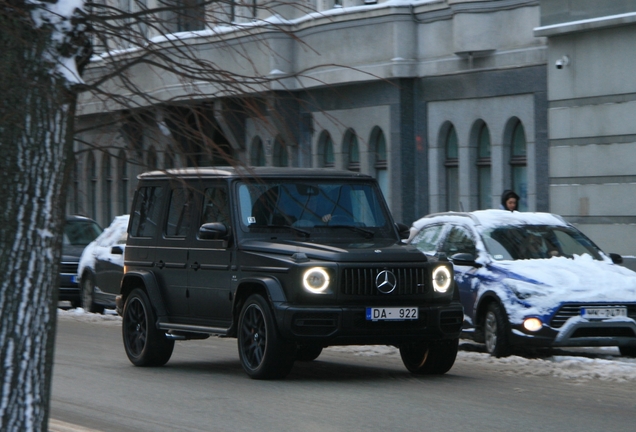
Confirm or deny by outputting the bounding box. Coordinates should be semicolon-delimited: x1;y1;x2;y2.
64;220;103;246
481;225;603;261
236;180;392;238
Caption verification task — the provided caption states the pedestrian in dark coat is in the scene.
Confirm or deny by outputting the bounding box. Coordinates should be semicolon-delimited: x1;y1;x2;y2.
500;190;520;211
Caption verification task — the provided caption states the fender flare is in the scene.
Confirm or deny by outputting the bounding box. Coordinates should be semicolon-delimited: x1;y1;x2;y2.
120;270;168;318
235;276;287;304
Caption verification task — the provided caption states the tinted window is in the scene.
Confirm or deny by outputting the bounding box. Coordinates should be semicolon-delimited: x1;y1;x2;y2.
411;225;444;254
201;187;230;226
129;186;163;238
165;187;192;237
63;220;102;246
442;226;477;257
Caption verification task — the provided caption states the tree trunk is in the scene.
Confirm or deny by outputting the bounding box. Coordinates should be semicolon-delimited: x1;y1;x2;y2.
0;4;79;430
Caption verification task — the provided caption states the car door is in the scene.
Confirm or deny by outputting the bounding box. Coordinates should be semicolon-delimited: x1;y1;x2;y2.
94;231;127;298
154;185;194;321
442;225;481;322
188;183;233;327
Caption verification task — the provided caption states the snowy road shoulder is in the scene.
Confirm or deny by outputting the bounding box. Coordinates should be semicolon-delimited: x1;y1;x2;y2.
57;307;636;383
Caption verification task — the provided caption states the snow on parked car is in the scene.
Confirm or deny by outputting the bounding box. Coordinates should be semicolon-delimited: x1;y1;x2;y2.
407;210;636;357
77;215;129;313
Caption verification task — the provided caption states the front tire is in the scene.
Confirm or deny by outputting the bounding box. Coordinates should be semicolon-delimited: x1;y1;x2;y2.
399;338;459;375
81;275;104;314
484;302;512;357
238;294;295;379
122;288;174;367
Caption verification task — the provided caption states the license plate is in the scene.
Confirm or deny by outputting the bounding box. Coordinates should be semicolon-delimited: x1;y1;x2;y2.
366;307;418;321
581;307;627;319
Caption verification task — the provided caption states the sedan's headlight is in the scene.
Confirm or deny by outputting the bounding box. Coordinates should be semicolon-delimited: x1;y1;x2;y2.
303;267;330;294
432;265;452;293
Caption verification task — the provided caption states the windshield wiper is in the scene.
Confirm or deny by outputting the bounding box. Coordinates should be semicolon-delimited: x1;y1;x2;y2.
327;225;374;239
265;224;311;238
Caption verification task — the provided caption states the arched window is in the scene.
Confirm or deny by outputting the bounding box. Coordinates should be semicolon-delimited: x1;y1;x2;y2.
344;130;360;172
445;125;459;211
72;157;80;214
118;150;128;214
251;137;266;166
273;137;288;167
87;152;97;219
477;124;491;209
102;153;112;223
511;121;527;211
372;128;389;202
164;150;174;169
318;131;334;168
147;146;157;170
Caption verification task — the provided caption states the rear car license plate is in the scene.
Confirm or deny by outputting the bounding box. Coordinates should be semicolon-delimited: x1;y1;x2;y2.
581;307;627;319
366;307;418;321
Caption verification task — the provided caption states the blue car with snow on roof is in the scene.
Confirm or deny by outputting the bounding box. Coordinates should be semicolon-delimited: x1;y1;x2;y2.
406;210;636;357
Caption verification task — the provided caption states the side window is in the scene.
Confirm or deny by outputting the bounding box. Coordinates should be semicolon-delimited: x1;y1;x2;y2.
165;187;193;238
202;186;230;226
442;226;477;257
129;186;163;238
411;225;444;255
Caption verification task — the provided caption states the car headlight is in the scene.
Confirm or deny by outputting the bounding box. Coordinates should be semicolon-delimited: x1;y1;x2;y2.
303;267;330;294
432;265;452;293
504;279;546;300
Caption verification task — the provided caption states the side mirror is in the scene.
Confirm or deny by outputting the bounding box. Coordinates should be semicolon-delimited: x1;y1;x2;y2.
450;252;481;267
396;222;410;240
199;222;228;240
609;253;623;264
111;245;124;255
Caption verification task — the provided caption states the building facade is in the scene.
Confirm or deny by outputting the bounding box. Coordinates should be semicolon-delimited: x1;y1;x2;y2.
72;0;549;234
536;0;636;255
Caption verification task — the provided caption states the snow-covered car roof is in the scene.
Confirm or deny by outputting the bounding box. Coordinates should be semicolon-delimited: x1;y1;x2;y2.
411;210;569;233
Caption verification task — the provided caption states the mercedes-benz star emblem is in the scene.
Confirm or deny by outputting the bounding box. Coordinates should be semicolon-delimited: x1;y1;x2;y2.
375;270;397;294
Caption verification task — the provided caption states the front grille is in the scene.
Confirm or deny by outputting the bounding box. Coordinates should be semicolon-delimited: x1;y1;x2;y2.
571;327;636;338
340;267;428;296
550;304;636;328
60;262;78;274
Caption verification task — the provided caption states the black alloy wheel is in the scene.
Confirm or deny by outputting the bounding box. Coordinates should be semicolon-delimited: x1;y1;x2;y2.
238;294;295;379
122;288;174;367
484;302;512;357
399;338;459;375
81;275;104;314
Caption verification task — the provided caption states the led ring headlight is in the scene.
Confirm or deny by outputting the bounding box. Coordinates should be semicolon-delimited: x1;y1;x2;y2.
432;266;451;293
303;267;330;293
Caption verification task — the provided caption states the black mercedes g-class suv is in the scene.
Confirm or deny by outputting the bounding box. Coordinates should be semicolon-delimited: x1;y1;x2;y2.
117;167;463;379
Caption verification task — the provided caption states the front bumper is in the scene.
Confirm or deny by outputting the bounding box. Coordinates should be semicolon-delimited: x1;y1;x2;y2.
59;273;80;302
273;302;464;345
510;317;636;348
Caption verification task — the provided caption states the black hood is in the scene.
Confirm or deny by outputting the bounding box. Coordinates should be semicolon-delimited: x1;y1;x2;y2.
62;244;86;262
240;239;426;263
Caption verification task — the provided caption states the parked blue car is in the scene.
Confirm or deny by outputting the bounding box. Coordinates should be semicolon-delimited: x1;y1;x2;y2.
407;210;636;357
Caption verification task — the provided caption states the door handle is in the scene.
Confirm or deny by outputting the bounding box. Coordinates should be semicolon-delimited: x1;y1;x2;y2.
155;260;165;269
191;262;201;271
